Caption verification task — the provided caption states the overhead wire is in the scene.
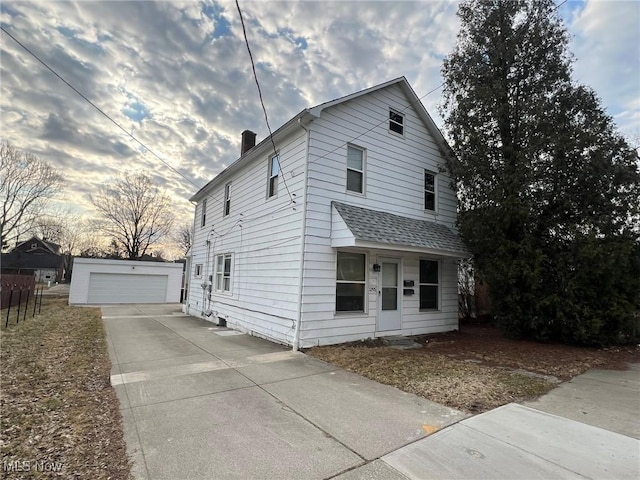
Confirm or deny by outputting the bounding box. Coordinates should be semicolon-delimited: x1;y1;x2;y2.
235;0;294;204
0;25;201;191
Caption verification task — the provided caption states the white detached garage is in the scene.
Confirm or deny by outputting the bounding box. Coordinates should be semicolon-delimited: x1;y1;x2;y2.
70;258;183;305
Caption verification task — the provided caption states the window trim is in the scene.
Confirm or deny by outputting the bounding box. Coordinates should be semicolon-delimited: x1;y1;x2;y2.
223;182;231;217
214;253;233;294
335;251;367;314
195;264;203;278
201;198;207;227
267;153;279;199
419;258;440;311
389;108;405;137
424;170;437;213
346;144;366;195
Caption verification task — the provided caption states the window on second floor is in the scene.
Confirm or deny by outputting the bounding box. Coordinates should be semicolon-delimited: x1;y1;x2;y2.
195;264;203;278
201;198;207;226
346;145;365;194
389;109;404;136
424;170;436;211
268;154;279;198
223;182;231;216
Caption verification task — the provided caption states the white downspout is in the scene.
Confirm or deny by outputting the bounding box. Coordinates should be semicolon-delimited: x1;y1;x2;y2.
293;118;311;351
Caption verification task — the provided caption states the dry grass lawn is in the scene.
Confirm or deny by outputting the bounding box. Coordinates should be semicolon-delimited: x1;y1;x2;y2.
1;298;131;479
308;324;639;414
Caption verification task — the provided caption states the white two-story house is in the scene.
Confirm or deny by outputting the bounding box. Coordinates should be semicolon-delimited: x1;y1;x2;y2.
186;77;468;348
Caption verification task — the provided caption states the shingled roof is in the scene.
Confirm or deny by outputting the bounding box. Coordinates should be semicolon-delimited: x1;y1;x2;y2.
332;202;469;257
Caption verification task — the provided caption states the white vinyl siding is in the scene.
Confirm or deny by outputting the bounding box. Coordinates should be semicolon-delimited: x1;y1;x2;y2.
187;128;308;345
299;82;459;347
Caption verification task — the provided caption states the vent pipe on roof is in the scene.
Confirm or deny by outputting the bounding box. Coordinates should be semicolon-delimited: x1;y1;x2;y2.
241;130;257;155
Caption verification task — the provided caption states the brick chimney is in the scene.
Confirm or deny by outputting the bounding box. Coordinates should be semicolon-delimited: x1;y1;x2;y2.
241;130;257;155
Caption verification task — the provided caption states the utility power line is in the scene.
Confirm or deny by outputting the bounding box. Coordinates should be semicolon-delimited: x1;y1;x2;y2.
0;26;201;190
235;0;294;204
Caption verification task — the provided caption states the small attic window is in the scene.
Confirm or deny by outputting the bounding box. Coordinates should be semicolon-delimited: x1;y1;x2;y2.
389;109;404;136
31;243;37;249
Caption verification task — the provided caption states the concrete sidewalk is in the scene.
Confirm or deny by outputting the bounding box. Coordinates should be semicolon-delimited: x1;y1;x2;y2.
103;304;466;480
104;304;640;480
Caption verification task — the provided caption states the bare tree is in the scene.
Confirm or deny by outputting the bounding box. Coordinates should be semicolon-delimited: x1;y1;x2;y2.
32;210;88;280
91;173;174;260
175;222;194;255
0;141;62;249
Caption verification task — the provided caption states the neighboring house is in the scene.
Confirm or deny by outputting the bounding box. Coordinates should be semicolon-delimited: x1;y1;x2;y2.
186;77;468;348
1;236;65;283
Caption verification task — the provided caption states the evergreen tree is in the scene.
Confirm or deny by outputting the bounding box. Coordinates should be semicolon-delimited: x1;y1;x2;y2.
441;0;640;345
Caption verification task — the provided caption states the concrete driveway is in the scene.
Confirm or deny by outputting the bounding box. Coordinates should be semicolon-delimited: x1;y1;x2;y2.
103;304;466;480
104;305;639;480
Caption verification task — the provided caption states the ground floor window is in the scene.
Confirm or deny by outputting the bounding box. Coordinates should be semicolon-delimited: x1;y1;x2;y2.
419;259;439;310
336;252;366;312
215;253;232;292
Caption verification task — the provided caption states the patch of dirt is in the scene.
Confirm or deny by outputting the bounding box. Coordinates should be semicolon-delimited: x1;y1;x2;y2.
0;298;131;479
416;322;640;380
307;322;639;414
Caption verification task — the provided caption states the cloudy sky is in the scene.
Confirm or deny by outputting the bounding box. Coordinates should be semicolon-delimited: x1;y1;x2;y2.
1;0;639;235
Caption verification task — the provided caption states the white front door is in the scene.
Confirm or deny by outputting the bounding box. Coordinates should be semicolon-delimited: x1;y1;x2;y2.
377;258;401;331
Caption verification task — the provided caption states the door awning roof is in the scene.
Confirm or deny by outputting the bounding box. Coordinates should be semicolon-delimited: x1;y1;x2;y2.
331;202;469;258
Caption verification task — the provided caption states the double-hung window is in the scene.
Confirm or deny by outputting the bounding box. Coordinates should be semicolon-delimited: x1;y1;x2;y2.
223;182;231;216
268;154;279;198
346;145;365;194
419;259;439;310
201;199;207;226
389;109;404;136
424;170;436;211
336;252;366;312
215;253;232;293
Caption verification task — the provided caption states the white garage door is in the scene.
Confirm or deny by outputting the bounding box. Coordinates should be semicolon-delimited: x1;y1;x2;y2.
88;273;168;304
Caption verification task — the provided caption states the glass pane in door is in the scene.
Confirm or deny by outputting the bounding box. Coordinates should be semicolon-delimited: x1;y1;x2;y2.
381;262;398;311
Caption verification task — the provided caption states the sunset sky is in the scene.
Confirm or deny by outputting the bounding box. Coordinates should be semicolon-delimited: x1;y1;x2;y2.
2;0;638;237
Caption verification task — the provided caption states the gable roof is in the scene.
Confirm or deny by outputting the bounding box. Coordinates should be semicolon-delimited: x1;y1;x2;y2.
308;76;454;159
332;202;469;258
14;236;61;255
190;77;454;203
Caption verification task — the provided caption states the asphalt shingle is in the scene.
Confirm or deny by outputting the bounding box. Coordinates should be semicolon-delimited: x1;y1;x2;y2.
333;202;469;256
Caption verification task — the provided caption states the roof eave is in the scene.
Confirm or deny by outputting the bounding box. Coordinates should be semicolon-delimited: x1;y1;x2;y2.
190;109;314;203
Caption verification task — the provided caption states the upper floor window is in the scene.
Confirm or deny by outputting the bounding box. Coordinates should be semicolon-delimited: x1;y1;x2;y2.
215;253;233;293
201;199;207;226
223;182;231;216
389;109;404;136
195;264;203;278
268;154;279;198
346;145;365;194
424;170;436;211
